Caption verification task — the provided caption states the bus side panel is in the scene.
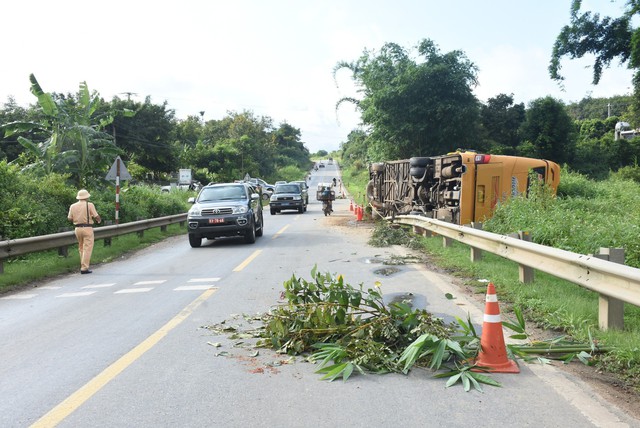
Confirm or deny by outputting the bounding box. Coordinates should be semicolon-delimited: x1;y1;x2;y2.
473;163;502;223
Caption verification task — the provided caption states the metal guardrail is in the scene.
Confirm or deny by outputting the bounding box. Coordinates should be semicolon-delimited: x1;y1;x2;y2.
0;214;187;271
393;214;640;330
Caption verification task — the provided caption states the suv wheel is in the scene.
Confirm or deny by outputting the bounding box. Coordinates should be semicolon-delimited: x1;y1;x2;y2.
270;208;276;215
189;234;202;248
256;213;264;237
245;221;256;244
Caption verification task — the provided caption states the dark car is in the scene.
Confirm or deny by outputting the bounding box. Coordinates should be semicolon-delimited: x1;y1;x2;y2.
187;182;264;247
290;180;309;205
269;183;306;215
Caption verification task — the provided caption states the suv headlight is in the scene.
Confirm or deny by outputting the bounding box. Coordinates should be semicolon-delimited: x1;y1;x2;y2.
270;195;277;201
293;195;301;200
188;206;201;216
232;205;248;214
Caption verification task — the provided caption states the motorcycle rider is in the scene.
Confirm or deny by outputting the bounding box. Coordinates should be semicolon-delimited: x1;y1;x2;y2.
322;185;333;213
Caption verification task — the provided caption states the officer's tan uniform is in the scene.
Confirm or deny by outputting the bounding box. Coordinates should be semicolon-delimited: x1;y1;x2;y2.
67;189;101;273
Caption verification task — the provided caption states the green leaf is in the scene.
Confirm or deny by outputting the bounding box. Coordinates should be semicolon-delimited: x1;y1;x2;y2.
508;333;528;340
430;339;447;369
469;371;502;388
342;362;355;380
445;373;462;387
29;74;58;117
317;363;349;381
462;373;471;391
502;321;524;333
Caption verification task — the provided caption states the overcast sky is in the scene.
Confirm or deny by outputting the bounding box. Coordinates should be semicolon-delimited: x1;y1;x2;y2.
2;0;635;153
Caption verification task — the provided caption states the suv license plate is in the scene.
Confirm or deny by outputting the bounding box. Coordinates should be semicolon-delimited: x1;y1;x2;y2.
209;218;224;224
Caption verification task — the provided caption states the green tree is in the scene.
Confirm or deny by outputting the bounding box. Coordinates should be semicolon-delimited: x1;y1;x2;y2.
340;129;369;167
272;122;310;172
519;96;575;164
1;74;125;187
0;96;31;162
566;95;633;120
479;93;526;154
107;96;176;178
549;1;640;120
334;39;480;160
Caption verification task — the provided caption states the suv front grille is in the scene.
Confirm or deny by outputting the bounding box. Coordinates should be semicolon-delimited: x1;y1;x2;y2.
201;207;234;215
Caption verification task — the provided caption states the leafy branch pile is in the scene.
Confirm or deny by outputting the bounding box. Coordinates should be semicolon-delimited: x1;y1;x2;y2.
205;268;610;391
255;267;502;390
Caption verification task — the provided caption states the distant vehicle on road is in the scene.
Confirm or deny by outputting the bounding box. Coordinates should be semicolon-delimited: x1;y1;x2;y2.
270;183;306;215
290;180;309;205
245;177;274;200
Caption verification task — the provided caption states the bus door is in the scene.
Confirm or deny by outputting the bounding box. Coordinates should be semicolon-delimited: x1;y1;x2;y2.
473;163;502;223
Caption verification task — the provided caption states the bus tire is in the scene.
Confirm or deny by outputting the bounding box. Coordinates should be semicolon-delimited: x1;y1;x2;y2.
371;163;385;172
410;166;426;178
410;157;429;167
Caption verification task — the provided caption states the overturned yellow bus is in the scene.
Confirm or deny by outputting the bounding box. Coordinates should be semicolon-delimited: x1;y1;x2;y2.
367;151;560;225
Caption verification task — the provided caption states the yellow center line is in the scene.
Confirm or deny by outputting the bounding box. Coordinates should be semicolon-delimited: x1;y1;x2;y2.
272;224;289;239
233;249;262;272
30;287;218;428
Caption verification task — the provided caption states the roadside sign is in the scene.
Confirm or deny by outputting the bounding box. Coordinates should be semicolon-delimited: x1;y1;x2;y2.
105;156;132;181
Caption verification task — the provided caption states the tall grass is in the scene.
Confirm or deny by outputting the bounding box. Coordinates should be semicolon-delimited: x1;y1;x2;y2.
339;162;370;206
485;168;640;268
416;234;640;389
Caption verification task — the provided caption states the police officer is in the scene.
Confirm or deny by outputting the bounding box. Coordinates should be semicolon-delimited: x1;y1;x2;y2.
67;189;101;274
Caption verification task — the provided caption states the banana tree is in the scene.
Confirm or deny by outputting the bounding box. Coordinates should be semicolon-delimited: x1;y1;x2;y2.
1;74;133;187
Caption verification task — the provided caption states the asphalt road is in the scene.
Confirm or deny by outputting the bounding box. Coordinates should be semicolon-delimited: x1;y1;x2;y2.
1;162;638;427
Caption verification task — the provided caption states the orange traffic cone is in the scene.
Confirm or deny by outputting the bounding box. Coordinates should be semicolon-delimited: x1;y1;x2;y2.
356;205;363;221
349;200;354;211
473;282;519;373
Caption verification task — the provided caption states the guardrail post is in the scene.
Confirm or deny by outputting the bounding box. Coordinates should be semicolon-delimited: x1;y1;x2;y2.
160;225;167;232
57;227;71;257
469;222;483;262
518;231;535;283
103;220;113;247
594;248;625;331
136;218;144;238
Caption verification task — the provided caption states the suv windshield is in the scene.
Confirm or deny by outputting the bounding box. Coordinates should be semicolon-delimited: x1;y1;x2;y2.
275;184;300;194
198;185;247;201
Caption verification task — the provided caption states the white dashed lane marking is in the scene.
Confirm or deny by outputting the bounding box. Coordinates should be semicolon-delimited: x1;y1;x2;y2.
133;280;167;285
1;278;219;300
57;291;97;298
174;285;215;291
1;294;38;300
114;288;154;294
82;283;116;289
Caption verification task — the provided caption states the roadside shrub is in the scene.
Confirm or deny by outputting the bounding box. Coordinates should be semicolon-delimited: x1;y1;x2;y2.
0;167;190;238
485;171;640;268
557;168;597;198
612;164;640;183
273;165;306;182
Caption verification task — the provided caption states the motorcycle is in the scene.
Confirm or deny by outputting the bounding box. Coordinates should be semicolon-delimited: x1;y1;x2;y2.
322;199;333;216
317;183;335;216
